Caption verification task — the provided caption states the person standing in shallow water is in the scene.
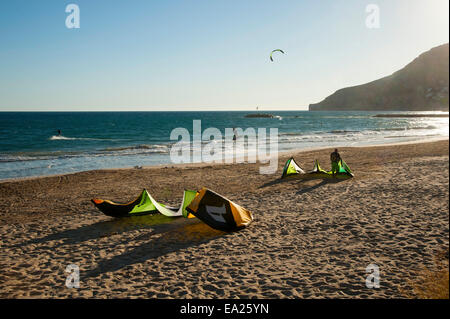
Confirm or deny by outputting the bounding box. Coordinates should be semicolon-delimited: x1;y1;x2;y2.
330;148;341;177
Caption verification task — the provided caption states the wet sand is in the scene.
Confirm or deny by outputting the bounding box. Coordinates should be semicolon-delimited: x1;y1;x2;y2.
0;140;448;298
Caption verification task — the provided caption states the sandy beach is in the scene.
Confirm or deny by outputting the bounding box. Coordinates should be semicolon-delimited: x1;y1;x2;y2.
0;139;448;298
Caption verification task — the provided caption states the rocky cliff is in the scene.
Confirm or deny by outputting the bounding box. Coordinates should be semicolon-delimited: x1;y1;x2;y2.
309;43;449;111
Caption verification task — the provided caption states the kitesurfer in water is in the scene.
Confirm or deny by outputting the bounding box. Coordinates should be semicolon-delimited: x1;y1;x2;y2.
330;148;341;178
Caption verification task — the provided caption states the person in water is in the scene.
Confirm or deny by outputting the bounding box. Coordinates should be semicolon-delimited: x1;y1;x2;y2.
57;129;61;136
232;127;237;141
330;148;341;177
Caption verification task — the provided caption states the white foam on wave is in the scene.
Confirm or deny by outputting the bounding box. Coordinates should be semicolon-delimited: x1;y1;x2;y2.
49;135;77;140
49;135;116;141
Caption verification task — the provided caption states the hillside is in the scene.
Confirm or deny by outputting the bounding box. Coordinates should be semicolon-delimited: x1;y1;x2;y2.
309;43;449;111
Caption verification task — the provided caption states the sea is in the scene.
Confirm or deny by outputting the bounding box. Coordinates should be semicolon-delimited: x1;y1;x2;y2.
0;111;448;180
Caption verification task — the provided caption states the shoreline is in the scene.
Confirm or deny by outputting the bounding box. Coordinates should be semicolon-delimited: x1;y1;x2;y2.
1;136;448;184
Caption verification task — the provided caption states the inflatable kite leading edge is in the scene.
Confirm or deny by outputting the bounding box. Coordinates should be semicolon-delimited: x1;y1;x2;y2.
281;157;306;178
270;49;285;62
281;158;354;179
91;189;197;218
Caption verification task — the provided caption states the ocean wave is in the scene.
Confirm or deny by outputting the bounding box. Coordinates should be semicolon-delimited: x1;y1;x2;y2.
278;126;445;143
384;134;439;139
409;125;439;130
374;125;438;132
329;130;361;134
101;144;169;152
0;143;171;163
0;155;53;163
49;135;78;140
49;135;118;141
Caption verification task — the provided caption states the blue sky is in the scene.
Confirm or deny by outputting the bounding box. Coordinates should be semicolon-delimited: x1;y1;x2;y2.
0;0;448;111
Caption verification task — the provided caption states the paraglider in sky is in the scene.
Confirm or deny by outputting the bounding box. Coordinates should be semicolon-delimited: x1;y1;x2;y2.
270;49;285;62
